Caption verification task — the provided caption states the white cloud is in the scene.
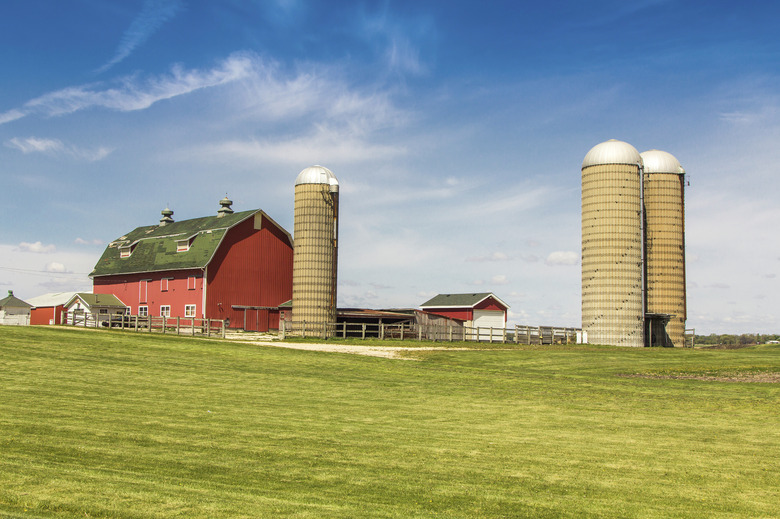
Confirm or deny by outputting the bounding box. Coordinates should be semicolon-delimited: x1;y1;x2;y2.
45;262;69;273
467;251;509;263
545;251;579;266
74;238;105;246
6;137;112;162
18;242;56;254
97;0;183;73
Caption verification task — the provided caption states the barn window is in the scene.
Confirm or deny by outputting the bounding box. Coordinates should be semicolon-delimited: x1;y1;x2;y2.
161;278;170;292
160;305;171;317
138;306;148;317
187;276;197;290
176;235;196;252
184;304;196;318
139;280;149;303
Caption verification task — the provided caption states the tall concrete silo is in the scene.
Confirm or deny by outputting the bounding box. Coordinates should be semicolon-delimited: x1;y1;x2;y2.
641;150;687;347
292;165;339;333
582;139;644;347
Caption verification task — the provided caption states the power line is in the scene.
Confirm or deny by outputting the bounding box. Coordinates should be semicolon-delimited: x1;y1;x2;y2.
0;266;91;277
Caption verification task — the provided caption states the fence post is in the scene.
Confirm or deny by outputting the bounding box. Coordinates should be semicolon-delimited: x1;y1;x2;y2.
162;316;166;334
361;323;366;340
207;319;211;337
222;319;226;338
342;322;347;339
177;317;180;335
302;321;306;338
400;324;404;341
417;324;422;341
191;317;195;336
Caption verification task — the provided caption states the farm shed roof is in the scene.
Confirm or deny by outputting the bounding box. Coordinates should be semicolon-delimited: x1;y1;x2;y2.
26;291;81;308
65;293;126;309
420;293;509;310
0;290;32;309
91;209;291;277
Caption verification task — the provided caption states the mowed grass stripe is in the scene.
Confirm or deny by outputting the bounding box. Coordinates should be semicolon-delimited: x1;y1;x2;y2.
1;326;779;517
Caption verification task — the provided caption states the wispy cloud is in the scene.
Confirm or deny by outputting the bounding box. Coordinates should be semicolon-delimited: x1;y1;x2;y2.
75;238;105;246
0;53;253;124
6;137;112;161
97;0;183;74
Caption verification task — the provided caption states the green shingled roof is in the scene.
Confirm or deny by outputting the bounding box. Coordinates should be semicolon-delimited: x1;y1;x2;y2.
66;293;126;309
0;290;32;309
91;210;259;277
420;292;508;309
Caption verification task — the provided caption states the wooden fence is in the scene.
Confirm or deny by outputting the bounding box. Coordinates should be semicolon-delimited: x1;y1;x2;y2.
280;320;580;345
66;313;226;338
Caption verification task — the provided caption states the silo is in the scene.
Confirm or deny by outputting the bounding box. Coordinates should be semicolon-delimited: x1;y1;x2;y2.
292;165;339;333
582;139;644;347
641;150;686;347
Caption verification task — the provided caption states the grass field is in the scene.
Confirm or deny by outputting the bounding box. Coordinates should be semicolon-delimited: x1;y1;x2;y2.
1;326;779;518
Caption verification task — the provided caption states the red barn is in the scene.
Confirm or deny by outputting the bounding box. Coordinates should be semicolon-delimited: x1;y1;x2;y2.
90;199;293;331
419;292;509;329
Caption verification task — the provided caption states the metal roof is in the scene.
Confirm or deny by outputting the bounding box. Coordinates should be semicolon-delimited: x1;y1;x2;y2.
582;139;642;168
640;149;685;175
420;292;509;310
295;165;339;191
26;291;82;308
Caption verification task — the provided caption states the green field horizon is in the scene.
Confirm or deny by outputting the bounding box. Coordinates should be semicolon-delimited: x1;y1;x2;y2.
1;326;778;518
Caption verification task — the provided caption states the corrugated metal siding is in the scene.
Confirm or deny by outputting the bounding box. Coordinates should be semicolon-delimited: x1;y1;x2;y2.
205;215;293;330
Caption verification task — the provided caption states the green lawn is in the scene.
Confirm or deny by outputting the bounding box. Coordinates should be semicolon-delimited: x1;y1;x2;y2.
1;326;778;518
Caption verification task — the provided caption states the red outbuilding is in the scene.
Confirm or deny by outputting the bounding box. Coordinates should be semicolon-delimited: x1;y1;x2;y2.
27;291;79;325
419;292;509;329
90;199;293;331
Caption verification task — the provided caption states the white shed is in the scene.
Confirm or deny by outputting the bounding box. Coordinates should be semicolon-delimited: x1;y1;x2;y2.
0;290;32;326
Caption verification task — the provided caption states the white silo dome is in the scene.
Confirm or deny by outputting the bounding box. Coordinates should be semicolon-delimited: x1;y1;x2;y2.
295;165;339;191
640;150;685;174
582;139;642;168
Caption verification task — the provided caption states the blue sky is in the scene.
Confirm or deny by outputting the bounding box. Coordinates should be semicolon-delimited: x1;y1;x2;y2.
2;0;779;334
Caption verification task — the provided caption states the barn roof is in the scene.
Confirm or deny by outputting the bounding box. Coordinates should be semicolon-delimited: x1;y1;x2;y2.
419;292;509;310
91;209;291;277
0;290;32;309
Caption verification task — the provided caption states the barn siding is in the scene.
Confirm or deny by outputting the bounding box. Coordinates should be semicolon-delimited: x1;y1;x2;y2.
94;270;203;318
205;215;293;330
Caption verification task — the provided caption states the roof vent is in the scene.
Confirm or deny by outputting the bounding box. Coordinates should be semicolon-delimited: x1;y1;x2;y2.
217;196;234;218
160;207;174;226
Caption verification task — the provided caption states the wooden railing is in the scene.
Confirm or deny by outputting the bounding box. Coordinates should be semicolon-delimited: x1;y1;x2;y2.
66;313;226;338
280;320;581;344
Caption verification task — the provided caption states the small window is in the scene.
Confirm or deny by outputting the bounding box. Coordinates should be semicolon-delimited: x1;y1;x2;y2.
139;280;149;303
176;240;190;252
184;304;196;318
99;308;108;314
119;247;132;258
161;278;169;292
160;305;171;317
187;276;197;290
138;306;148;317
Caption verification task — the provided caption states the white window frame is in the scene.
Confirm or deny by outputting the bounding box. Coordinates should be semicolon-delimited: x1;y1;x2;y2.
160;305;171;317
184;304;196;318
139;279;149;303
161;278;170;292
138;306;148;317
187;276;197;290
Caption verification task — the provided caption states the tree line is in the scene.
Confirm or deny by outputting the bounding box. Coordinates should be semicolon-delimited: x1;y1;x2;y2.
694;333;780;346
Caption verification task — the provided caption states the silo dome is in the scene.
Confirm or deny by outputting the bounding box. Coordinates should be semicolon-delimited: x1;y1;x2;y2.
640;150;685;174
582;139;642;168
295;165;339;191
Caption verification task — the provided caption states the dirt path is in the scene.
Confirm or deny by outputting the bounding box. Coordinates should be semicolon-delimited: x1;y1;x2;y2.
233;338;468;359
